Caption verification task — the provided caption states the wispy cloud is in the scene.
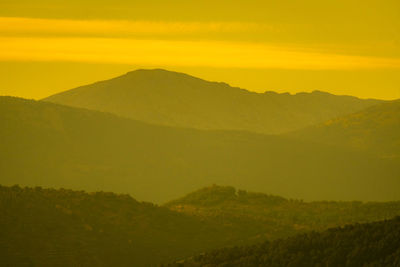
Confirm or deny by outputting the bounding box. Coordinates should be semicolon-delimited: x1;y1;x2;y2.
0;17;399;70
0;17;272;37
1;37;400;70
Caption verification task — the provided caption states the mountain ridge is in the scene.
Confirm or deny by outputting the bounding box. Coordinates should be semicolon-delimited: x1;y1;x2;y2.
44;69;383;134
289;99;400;158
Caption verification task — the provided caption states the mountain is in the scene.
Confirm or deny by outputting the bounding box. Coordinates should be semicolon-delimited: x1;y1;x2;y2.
169;217;400;266
1;185;400;267
1;96;399;202
43;69;381;134
289;100;400;159
165;185;400;241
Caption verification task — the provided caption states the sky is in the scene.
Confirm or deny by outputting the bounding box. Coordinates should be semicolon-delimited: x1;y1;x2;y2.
0;0;399;99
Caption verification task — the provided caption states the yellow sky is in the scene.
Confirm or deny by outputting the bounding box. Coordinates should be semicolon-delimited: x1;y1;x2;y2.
0;1;399;100
2;35;400;70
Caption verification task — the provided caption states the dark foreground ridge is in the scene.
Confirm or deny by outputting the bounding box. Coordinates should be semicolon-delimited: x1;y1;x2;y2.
0;185;239;266
1;184;400;267
168;216;400;267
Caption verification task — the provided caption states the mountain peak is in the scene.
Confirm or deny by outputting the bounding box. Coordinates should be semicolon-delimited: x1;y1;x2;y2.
44;69;382;134
126;68;177;75
123;68;200;80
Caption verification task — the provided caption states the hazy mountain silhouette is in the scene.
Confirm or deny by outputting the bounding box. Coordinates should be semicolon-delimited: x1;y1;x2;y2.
1;96;399;203
170;216;400;266
290;100;400;159
44;69;381;134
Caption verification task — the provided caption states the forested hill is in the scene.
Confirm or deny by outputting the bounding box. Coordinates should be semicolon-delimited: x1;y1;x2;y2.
0;185;245;267
44;69;381;134
1;185;399;266
165;185;400;241
1;96;399;203
169;216;400;267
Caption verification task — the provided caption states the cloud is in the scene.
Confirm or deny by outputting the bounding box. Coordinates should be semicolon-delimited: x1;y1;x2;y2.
1;37;399;70
0;17;272;37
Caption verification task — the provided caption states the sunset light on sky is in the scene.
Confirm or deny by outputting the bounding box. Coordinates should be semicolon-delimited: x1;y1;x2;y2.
1;0;399;99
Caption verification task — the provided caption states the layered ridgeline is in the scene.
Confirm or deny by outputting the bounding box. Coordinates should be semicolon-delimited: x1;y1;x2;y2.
290;100;400;159
1;185;400;267
43;69;381;134
165;185;400;242
1;97;400;202
170;217;400;267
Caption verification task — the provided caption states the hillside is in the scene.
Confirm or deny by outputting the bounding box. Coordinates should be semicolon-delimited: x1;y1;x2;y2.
1;96;399;203
169;217;400;266
165;185;400;241
1;185;400;267
290;100;400;159
0;185;245;267
43;69;381;134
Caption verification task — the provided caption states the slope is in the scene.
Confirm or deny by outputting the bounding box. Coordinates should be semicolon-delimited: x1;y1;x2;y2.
0;185;248;267
1;185;399;267
290;100;400;159
170;217;400;266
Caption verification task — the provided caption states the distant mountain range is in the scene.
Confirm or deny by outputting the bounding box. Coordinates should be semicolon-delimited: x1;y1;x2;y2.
1;96;399;202
2;67;400;266
1;185;400;267
44;69;381;134
290;100;400;159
